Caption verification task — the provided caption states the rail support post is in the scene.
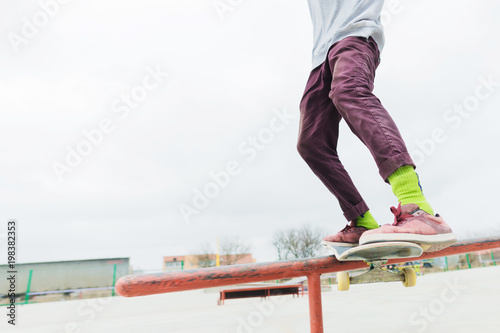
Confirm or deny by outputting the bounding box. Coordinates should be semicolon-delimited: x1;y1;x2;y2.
307;273;324;333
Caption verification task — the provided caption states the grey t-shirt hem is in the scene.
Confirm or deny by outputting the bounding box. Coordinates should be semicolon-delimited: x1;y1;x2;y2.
310;26;385;70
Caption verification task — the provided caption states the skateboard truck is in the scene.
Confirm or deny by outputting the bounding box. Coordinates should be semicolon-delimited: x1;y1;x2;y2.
321;241;422;291
336;260;417;291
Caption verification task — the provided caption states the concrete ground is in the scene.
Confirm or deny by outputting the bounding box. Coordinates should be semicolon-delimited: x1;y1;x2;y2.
1;266;499;333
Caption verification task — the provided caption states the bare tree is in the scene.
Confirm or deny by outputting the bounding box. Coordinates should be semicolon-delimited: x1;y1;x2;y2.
298;224;323;258
273;230;287;260
220;238;251;265
273;224;324;260
194;243;215;268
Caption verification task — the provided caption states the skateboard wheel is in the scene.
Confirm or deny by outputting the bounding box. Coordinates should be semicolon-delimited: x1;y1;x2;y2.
402;267;417;287
337;271;350;291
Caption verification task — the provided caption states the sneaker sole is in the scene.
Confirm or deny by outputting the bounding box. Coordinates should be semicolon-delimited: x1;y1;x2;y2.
321;240;358;248
359;233;457;252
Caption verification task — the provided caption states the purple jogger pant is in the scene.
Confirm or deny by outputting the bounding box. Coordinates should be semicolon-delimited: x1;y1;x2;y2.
297;36;415;222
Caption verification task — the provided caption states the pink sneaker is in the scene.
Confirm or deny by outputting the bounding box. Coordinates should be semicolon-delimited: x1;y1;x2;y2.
359;203;457;252
321;221;367;247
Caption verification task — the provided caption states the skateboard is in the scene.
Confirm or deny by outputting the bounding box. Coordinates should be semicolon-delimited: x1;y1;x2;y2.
321;241;423;291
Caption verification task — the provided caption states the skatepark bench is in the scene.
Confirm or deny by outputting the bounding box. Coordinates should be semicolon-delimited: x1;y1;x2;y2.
115;237;500;333
218;284;303;305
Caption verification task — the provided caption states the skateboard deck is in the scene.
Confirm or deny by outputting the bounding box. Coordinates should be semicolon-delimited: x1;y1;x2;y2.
321;241;424;291
322;241;423;261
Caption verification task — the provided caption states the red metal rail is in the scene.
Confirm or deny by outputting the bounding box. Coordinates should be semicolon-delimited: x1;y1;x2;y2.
116;237;500;333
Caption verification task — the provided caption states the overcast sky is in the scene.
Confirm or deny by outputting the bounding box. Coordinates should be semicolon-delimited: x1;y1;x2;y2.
1;0;499;270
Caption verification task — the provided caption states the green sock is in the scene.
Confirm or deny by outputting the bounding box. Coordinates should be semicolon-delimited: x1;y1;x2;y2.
387;165;434;215
356;210;379;230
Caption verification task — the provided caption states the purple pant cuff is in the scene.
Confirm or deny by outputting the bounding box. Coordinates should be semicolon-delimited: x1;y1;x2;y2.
379;152;415;182
344;201;370;222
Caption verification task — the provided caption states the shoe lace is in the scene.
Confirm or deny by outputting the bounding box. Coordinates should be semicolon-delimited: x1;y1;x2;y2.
390;202;413;226
340;224;355;233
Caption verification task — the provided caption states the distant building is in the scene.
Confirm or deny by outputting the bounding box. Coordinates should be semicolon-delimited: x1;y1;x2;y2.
163;253;256;271
432;248;500;269
475;248;500;264
0;257;130;297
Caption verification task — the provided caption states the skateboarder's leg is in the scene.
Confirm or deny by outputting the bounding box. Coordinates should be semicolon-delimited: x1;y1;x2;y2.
327;37;414;181
327;37;434;215
297;61;378;235
324;37;456;250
